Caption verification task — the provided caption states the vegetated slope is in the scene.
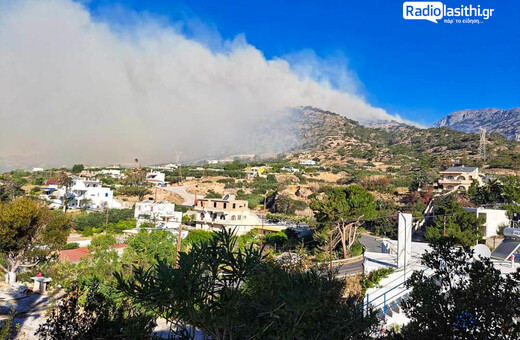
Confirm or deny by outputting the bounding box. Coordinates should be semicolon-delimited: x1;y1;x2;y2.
434;108;520;141
290;106;520;170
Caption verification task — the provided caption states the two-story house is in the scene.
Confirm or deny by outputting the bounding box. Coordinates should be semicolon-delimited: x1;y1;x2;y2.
438;166;484;191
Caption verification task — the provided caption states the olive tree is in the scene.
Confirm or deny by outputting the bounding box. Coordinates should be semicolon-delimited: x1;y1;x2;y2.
0;197;70;284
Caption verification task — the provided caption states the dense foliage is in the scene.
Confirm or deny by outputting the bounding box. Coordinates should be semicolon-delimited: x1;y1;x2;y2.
73;208;134;232
36;280;154;340
116;229;378;339
399;238;520;338
0;197;70;283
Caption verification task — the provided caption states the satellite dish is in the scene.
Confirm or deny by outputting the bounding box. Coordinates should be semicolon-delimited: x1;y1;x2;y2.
473;244;491;260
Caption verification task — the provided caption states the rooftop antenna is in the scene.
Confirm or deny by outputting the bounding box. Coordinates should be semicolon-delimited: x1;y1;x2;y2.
478;127;487;161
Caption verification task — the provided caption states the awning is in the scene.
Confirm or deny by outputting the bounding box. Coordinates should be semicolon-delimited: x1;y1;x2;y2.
490;239;520;260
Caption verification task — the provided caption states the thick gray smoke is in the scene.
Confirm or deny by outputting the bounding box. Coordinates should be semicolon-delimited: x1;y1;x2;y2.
0;0;409;170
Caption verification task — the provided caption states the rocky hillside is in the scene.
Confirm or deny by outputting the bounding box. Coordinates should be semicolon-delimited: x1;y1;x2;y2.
290;106;520;171
434;108;520;141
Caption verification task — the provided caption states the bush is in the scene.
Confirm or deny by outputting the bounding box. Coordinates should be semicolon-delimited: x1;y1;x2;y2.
183;230;214;247
74;209;134;232
361;267;394;290
265;231;288;247
62;243;80;250
81;227;94;237
205;189;221;198
350;241;363;256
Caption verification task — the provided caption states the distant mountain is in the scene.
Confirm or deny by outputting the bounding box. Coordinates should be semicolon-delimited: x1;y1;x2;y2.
434;108;520;141
285;106;520;171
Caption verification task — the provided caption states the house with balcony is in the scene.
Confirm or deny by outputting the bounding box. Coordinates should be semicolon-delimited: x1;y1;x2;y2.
193;194;261;235
65;179;122;210
133;201;183;229
438;166;484;192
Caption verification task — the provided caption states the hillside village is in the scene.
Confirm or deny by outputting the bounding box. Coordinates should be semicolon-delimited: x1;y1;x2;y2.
2;108;520;338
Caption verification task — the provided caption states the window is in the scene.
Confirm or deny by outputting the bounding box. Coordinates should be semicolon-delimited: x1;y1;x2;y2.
233;203;236;209
214;202;217;208
231;215;236;221
223;203;227;209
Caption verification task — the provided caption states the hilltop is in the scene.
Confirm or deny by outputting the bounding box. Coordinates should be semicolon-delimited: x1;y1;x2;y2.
434;108;520;141
289;106;520;172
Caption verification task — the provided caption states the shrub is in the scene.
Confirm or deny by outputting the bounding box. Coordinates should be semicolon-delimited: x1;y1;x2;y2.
361;268;394;290
350;241;363;257
62;243;80;250
265;232;288;247
183;230;214;246
205;189;222;198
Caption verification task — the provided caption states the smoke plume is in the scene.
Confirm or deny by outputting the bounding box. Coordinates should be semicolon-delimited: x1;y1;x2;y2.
0;0;409;170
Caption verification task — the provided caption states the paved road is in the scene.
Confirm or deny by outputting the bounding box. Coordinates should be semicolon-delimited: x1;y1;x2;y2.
360;234;383;253
162;185;199;206
335;260;364;277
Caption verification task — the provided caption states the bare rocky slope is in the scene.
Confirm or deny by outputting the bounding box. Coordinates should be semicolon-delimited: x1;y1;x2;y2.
433;108;520;140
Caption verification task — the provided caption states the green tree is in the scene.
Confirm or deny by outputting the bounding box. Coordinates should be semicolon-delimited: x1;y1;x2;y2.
36;280;155;340
0;177;24;202
502;176;520;203
310;185;376;259
264;231;288;247
116;229;378;339
56;172;72;212
121;230;177;268
90;234;117;250
0;197;70;284
427;196;484;247
71;164;84;173
400;237;520;338
115;186;152;201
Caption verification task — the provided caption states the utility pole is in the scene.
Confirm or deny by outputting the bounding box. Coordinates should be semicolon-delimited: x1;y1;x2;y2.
176;222;183;268
104;204;109;235
478;127;487;161
260;194;267;250
260;213;264;250
176;152;183;185
329;232;333;278
443;216;447;237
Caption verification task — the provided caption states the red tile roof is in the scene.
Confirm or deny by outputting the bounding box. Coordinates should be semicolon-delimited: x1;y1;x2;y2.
59;248;89;262
45;178;58;185
59;244;128;262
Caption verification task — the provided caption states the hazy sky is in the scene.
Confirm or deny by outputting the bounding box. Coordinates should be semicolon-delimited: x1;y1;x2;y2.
0;0;417;170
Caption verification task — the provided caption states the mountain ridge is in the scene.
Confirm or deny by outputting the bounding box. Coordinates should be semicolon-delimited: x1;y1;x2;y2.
433;108;520;141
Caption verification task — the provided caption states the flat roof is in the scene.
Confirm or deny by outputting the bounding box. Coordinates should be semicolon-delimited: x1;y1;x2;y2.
441;167;477;173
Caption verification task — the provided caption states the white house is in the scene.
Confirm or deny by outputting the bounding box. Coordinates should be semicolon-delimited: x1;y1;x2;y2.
299;159;317;166
100;169;122;178
281;167;300;173
146;171;166;186
32;167;44;172
65;179;122;210
134;201;183;229
464;207;510;239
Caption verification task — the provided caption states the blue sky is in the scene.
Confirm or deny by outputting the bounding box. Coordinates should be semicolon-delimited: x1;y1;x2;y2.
86;0;520;125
